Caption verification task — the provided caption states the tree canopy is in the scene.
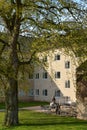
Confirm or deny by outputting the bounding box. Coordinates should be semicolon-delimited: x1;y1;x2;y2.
0;0;87;126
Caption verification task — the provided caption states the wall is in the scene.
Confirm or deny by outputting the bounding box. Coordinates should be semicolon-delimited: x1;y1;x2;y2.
33;49;76;103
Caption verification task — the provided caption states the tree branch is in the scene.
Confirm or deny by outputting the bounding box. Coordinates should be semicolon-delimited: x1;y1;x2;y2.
19;51;36;65
0;39;9;56
0;39;9;46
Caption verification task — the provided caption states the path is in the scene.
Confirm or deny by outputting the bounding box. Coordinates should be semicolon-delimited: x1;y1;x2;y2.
21;106;50;113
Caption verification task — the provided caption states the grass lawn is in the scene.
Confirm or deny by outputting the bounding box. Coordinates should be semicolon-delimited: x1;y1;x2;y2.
0;110;87;130
19;101;49;108
0;101;49;109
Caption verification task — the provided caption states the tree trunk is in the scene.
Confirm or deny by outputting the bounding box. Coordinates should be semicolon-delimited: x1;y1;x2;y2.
1;0;22;126
77;98;87;120
4;78;19;126
76;82;87;120
3;34;19;126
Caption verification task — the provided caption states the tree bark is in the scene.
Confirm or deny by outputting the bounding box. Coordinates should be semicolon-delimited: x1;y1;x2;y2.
4;78;19;126
4;22;20;126
1;0;23;126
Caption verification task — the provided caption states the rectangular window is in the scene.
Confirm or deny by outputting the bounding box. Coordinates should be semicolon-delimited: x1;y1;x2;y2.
65;80;70;88
35;73;39;79
55;72;60;78
55;90;60;97
35;89;39;95
42;89;48;96
43;72;48;79
19;90;25;96
54;54;60;60
29;89;34;96
65;61;70;68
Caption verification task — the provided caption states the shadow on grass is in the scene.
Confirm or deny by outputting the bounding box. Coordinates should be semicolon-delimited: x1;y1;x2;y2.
19;116;87;127
0;113;87;130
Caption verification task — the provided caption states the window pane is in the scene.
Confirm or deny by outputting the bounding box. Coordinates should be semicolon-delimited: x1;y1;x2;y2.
65;61;70;68
36;89;39;95
42;89;48;96
55;90;60;97
55;72;60;78
43;72;48;79
35;73;39;79
65;80;70;88
29;89;34;96
55;54;60;60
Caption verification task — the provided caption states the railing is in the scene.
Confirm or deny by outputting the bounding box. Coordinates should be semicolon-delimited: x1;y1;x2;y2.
55;96;72;105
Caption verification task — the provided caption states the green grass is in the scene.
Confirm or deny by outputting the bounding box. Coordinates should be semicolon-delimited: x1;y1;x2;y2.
0;101;49;109
0;101;87;130
18;101;49;108
0;111;87;130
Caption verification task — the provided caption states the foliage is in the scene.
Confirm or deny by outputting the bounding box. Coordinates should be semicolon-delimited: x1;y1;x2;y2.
0;0;87;126
0;0;86;79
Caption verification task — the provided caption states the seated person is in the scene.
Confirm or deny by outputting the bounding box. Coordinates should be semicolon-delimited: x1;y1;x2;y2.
50;96;57;109
50;96;61;114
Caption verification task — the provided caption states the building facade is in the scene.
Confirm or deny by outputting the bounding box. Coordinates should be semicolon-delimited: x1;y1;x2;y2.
29;49;77;104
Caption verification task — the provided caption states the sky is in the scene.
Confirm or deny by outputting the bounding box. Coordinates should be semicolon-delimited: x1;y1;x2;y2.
74;0;87;5
0;0;86;32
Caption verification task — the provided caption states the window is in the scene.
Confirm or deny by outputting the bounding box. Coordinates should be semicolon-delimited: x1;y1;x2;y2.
55;72;60;78
19;90;25;96
42;89;48;96
65;80;70;88
43;56;47;62
35;89;39;95
55;90;60;97
65;61;70;68
43;72;48;79
35;73;39;79
29;89;34;96
54;54;60;60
